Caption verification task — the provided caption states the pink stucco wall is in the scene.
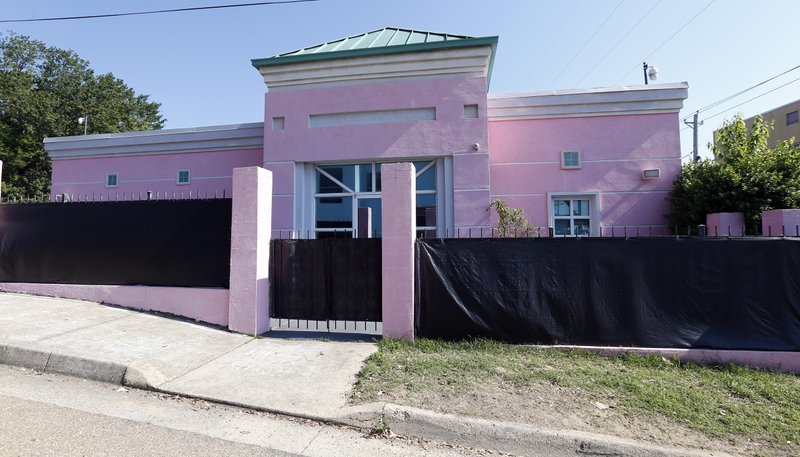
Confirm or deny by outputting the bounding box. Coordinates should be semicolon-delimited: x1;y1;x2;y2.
51;148;262;199
707;212;745;237
0;283;229;327
488;113;681;231
263;76;490;234
762;209;800;236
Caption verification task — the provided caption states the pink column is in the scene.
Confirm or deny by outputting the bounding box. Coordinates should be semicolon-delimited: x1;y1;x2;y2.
381;163;416;340
228;166;272;335
706;212;745;236
762;209;800;236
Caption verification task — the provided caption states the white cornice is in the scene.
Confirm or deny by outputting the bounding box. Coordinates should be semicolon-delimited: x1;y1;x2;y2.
261;46;493;91
487;83;689;120
46;123;264;160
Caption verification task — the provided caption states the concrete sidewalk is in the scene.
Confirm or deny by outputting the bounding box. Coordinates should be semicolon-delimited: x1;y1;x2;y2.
0;292;732;457
0;292;376;419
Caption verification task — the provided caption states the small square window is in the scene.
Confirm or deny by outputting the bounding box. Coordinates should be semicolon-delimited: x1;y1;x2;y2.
463;104;479;119
272;116;285;131
177;170;190;185
787;111;798;126
561;151;581;169
105;173;118;188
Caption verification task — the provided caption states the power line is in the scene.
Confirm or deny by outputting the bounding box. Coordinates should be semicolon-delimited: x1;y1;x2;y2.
701;75;800;123
615;0;716;85
574;0;662;87
548;0;626;89
0;0;318;23
524;2;581;84
682;63;800;120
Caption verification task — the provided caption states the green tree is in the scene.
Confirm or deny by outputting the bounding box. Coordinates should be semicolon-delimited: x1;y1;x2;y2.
0;33;164;199
668;114;800;231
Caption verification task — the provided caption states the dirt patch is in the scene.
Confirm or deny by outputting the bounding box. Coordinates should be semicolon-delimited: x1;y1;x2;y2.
370;379;788;456
352;341;799;457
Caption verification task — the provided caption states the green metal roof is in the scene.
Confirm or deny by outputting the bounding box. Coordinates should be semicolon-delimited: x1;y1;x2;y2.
251;27;498;79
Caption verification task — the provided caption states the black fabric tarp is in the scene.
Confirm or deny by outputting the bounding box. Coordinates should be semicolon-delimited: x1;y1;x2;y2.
416;238;800;350
0;200;232;288
270;239;382;322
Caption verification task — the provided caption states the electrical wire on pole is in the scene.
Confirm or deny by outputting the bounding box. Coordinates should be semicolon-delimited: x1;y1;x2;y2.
0;0;318;23
548;0;625;89
574;0;662;87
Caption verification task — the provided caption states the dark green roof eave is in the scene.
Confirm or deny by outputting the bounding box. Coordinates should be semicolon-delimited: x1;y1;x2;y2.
251;35;499;71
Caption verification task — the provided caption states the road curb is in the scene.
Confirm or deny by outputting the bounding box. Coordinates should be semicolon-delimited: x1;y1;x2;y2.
0;341;734;457
0;341;127;385
375;403;734;457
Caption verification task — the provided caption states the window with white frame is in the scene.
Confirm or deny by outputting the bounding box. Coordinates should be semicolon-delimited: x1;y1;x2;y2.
551;195;595;236
312;160;439;239
105;173;118;188
176;169;190;185
561;150;581;169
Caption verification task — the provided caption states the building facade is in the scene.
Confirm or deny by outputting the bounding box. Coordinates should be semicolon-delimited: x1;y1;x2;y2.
742;99;800;148
46;27;689;238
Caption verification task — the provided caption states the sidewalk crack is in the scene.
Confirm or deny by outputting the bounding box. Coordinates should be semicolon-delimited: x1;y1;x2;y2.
300;427;323;455
166;337;255;381
35;314;135;342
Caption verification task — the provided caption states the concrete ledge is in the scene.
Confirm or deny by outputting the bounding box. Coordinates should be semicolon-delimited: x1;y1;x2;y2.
544;345;800;374
45;352;128;384
0;283;229;327
0;341;128;384
379;403;730;457
0;342;50;371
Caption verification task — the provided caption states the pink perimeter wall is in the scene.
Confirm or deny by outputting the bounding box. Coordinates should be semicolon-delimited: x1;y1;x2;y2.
0;283;229;327
488;113;681;232
263;76;490;234
51;148;263;199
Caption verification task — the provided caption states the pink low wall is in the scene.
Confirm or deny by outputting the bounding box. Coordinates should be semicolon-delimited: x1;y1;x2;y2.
0;283;229;326
488;113;681;229
51;148;262;199
549;345;800;374
706;212;745;237
762;209;800;236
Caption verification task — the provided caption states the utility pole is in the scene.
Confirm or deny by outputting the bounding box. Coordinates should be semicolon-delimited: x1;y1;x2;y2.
683;111;703;162
643;62;648;85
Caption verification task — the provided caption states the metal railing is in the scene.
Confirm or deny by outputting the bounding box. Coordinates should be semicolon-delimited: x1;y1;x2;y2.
2;189;230;204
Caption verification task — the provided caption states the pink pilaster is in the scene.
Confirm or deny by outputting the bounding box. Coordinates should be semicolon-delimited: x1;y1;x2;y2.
228;166;272;335
381;163;416;340
762;209;800;236
706;212;745;237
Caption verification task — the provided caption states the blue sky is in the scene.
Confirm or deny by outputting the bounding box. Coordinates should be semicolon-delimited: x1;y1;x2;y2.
3;0;800;160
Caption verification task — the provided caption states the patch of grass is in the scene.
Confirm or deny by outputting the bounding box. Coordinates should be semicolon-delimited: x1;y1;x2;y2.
353;338;800;449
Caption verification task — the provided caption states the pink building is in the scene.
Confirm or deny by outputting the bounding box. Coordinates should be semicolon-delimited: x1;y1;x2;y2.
46;27;689;238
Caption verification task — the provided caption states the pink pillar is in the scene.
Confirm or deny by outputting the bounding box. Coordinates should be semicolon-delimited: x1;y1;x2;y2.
762;209;800;237
706;212;745;237
381;163;416;340
228;166;272;335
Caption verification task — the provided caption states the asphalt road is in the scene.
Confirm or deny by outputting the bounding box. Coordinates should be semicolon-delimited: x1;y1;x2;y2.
0;365;495;457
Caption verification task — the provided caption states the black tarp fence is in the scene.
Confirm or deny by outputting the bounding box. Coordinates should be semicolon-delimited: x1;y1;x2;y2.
0;200;232;288
270;239;382;322
416;238;800;351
